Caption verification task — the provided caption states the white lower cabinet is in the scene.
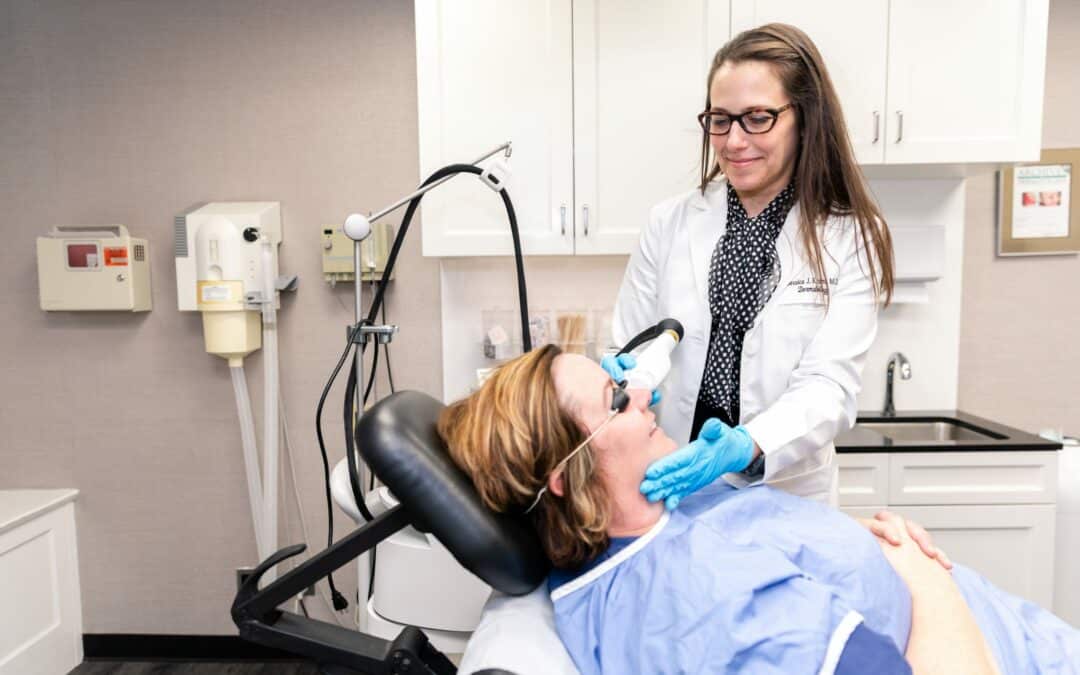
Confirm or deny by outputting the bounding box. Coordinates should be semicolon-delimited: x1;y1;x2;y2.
0;490;83;675
838;452;1057;608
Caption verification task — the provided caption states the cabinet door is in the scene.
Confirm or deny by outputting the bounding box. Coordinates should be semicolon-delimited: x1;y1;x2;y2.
893;504;1055;608
885;0;1048;164
416;0;575;256
572;0;730;255
0;503;83;675
730;0;889;164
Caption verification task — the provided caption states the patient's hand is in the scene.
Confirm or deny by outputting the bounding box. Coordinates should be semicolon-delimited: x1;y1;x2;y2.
870;512;954;590
859;510;952;570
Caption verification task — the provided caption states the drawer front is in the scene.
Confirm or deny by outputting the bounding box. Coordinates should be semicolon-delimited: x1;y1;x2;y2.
837;453;890;506
889;451;1058;505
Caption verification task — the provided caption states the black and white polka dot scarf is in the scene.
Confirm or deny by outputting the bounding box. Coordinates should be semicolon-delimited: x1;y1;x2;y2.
697;182;796;424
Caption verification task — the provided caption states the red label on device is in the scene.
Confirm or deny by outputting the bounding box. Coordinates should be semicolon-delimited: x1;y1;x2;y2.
104;247;128;266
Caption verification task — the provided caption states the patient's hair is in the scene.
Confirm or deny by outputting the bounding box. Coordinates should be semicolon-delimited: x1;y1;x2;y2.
437;345;610;568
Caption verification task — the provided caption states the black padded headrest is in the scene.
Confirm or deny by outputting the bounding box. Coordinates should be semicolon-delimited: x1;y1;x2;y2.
355;390;549;595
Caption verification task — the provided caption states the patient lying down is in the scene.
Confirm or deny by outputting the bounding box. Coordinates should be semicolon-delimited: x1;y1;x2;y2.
439;346;1080;674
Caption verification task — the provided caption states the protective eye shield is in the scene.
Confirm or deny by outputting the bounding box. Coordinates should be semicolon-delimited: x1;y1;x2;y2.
610;383;630;414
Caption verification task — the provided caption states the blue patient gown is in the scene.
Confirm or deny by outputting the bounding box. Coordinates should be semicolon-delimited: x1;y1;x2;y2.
549;482;1080;674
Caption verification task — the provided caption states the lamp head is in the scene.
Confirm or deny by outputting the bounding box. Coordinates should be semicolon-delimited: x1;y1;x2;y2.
344;213;373;242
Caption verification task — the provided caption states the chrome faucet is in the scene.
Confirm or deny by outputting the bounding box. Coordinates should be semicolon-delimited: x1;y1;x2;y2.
882;352;911;417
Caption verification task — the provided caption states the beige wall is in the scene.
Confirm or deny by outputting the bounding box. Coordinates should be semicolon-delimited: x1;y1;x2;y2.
0;1;437;633
958;0;1080;436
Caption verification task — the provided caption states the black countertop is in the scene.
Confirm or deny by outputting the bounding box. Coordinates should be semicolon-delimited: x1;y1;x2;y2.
835;409;1063;453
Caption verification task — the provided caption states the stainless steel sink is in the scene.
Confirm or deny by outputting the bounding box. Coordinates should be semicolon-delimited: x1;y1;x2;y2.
857;419;1006;442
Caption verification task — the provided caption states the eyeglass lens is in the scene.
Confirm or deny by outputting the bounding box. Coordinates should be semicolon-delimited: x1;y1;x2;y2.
702;110;779;135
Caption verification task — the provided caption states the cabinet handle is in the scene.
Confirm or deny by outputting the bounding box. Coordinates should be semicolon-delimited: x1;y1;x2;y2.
583;204;590;236
896;111;904;143
873;111;880;144
560;204;567;236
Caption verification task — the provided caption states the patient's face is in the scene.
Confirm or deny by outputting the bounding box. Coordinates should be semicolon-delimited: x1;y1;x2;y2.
551;354;678;492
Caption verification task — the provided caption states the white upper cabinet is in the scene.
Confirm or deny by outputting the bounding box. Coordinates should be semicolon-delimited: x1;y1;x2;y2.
416;0;729;257
418;1;1048;256
416;0;575;256
731;0;1048;165
884;0;1048;164
730;0;890;164
573;0;729;255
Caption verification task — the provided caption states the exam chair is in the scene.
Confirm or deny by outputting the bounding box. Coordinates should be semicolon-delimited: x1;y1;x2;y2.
231;391;578;674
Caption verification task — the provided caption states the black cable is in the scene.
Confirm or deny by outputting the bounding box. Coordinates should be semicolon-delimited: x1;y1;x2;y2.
338;163;528;517
378;281;396;395
314;162;531;610
342;348;376;525
363;331;380;405
364;164;531;350
313;325;360;610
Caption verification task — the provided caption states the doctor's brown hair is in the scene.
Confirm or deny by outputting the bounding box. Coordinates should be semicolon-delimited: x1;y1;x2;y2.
701;23;895;305
437;345;610;568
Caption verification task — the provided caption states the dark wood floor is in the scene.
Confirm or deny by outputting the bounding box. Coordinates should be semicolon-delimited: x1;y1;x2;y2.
70;662;322;674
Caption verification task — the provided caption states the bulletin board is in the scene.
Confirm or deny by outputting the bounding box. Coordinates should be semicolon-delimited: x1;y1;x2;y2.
998;148;1080;256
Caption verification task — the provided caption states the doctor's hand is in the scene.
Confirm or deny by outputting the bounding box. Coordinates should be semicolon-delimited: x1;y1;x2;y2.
599;353;660;406
640;418;755;510
859;510;952;570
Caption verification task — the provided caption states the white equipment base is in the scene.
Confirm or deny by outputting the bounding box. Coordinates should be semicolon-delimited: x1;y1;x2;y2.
331;461;491;653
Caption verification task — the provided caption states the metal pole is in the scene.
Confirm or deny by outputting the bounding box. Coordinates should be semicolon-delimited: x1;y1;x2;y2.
352;236;372;628
353;239;366;490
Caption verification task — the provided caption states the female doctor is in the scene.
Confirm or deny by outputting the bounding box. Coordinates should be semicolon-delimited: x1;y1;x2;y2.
605;24;895;507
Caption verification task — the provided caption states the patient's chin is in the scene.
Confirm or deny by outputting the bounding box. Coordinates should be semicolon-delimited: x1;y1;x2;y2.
650;434;679;461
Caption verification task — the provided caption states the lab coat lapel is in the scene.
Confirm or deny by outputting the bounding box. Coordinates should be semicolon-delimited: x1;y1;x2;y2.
762;201;803;314
687;183;727;310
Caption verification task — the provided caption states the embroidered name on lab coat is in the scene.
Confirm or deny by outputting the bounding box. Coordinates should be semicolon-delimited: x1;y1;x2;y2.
786;276;838;294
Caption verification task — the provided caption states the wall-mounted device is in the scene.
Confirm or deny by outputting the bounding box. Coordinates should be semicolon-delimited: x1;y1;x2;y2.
321;221;394;286
37;225;152;311
174;202;282;366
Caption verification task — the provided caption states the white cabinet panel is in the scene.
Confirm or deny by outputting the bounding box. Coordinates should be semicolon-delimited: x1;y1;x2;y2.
888;451;1058;506
837;453;890;507
0;499;82;675
893;504;1056;608
730;0;889;164
573;0;729;255
417;0;575;256
885;0;1048;163
731;0;1047;165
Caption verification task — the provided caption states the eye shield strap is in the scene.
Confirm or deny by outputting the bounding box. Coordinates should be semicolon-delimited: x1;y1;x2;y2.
524;408;619;515
524;381;630;515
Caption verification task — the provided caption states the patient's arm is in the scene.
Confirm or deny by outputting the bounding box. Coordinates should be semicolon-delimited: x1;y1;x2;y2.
874;512;1000;675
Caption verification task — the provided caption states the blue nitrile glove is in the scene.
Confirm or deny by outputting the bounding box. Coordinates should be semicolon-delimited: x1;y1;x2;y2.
600;353;661;406
640;418;755;510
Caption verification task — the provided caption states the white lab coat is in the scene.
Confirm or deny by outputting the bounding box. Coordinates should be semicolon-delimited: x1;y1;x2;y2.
613;178;879;504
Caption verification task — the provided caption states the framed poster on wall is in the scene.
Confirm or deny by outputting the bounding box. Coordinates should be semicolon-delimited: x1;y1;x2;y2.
998;148;1080;256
